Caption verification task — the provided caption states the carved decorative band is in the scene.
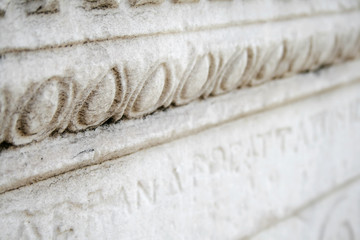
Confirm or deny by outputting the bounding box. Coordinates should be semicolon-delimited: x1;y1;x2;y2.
0;0;232;17
1;27;360;146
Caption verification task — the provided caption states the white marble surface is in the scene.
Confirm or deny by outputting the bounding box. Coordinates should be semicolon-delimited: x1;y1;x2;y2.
251;181;360;240
0;3;359;146
1;1;360;239
1;0;358;50
1;60;360;194
1;76;359;239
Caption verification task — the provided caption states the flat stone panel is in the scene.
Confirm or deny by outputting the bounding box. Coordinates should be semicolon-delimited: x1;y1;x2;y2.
1;79;359;239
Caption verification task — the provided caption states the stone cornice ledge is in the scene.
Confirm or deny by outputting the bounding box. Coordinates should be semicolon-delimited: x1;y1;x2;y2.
1;60;360;193
0;0;359;51
0;12;360;146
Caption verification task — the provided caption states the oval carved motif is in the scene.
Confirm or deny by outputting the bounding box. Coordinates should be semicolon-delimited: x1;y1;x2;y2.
180;54;213;102
254;43;284;84
20;80;60;135
79;70;117;126
220;49;248;92
3;26;360;146
69;67;126;131
11;77;74;145
134;64;167;113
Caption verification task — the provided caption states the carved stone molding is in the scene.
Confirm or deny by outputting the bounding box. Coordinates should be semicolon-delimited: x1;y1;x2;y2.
1;23;360;146
1;1;360;147
0;84;359;238
0;0;359;51
1;60;360;193
1;1;360;239
0;0;355;15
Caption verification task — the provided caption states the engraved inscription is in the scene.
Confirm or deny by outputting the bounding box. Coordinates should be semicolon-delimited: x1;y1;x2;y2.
168;167;184;195
137;179;157;208
3;96;360;238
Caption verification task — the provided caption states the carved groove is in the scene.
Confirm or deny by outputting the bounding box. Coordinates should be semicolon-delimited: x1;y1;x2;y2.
0;0;356;20
0;90;8;143
129;0;165;6
2;27;360;146
0;0;236;16
25;0;60;15
0;0;9;17
84;0;119;10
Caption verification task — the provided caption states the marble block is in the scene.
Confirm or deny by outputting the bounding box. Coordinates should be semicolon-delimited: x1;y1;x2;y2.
1;0;360;239
1;68;360;239
0;0;359;145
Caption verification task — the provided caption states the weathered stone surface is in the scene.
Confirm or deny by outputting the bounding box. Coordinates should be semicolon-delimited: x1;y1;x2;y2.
0;69;359;239
1;11;359;145
1;60;360;194
1;0;360;239
1;0;358;50
251;180;360;240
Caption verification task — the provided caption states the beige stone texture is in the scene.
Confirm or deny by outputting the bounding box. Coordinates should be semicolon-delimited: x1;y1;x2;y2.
1;0;360;239
0;0;359;146
1;70;360;239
